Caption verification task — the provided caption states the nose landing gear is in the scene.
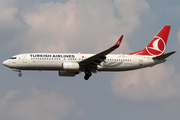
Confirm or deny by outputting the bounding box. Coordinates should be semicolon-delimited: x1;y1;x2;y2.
12;69;22;77
18;72;22;77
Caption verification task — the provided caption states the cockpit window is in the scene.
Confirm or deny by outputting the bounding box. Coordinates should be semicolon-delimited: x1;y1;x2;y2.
10;57;17;59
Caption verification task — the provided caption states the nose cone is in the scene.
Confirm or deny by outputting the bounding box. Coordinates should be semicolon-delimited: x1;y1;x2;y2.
2;60;9;67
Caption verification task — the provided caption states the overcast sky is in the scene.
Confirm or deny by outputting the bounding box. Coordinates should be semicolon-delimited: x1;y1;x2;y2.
0;0;180;120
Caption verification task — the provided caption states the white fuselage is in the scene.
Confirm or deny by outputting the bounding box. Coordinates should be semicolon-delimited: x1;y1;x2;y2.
2;26;173;79
3;53;164;72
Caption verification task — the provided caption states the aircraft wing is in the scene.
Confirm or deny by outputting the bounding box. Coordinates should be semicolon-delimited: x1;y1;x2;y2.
79;35;124;68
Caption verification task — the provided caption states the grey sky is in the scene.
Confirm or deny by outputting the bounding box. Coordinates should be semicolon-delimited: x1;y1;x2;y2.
0;0;180;120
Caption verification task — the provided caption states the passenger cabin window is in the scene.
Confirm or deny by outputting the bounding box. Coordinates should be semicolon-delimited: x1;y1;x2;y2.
10;57;17;59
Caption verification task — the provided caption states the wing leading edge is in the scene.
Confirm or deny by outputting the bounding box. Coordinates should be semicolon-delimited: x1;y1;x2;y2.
79;35;124;70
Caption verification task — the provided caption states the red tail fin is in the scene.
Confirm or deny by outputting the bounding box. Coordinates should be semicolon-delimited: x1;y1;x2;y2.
129;26;171;56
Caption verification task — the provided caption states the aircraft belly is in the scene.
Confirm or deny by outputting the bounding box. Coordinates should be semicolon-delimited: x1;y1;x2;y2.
98;66;141;71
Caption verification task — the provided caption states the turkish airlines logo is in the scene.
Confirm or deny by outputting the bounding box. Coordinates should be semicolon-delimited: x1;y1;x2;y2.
146;36;165;56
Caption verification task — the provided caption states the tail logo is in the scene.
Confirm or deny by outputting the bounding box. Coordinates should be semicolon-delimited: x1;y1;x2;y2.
146;36;165;56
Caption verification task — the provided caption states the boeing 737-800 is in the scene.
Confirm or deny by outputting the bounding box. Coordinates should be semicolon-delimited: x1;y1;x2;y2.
3;26;176;80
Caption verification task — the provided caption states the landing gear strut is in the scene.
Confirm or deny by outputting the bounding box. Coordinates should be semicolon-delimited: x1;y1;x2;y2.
18;72;22;77
84;70;92;80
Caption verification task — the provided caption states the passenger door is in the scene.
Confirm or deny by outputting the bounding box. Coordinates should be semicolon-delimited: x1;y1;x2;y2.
22;55;27;63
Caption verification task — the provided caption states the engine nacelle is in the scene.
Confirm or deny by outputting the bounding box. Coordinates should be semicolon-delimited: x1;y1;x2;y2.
62;62;79;71
59;71;79;77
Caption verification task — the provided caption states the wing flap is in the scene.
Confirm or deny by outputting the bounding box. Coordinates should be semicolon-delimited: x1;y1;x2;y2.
92;61;101;65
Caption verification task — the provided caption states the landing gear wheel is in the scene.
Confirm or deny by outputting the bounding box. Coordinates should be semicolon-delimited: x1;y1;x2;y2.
18;72;22;77
87;72;92;77
84;75;89;80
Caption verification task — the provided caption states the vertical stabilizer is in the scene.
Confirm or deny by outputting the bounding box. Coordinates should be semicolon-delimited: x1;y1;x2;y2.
129;26;171;56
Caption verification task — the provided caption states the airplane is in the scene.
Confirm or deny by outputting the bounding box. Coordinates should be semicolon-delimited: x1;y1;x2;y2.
2;26;176;80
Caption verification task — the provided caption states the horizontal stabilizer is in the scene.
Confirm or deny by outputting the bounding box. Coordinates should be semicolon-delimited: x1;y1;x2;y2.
153;51;176;60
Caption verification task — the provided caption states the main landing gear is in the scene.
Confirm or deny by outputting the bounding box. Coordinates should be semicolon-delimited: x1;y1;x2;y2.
84;70;92;80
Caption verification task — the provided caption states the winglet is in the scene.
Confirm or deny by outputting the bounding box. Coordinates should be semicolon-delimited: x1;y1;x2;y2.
113;35;124;48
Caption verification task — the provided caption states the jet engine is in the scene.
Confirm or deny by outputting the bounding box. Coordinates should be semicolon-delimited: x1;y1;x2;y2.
62;62;79;71
58;71;79;76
